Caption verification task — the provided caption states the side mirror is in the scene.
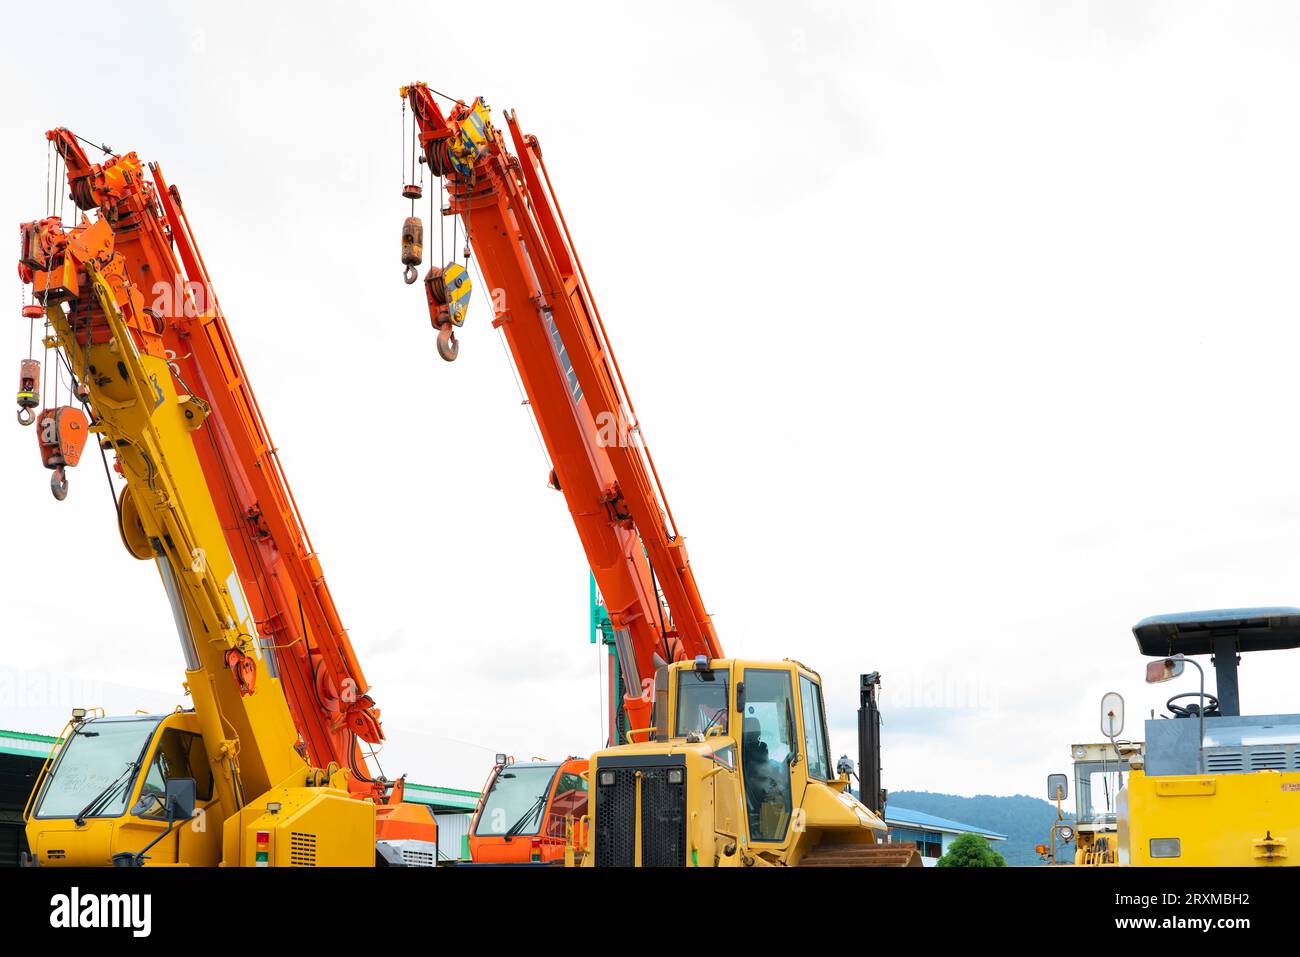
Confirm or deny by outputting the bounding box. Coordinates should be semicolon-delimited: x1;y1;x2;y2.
115;776;198;869
1047;773;1068;802
164;777;197;822
1100;691;1125;737
1146;657;1185;684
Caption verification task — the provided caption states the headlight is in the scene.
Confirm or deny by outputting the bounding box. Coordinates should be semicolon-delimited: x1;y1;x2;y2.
667;768;684;785
1149;837;1181;859
598;770;616;787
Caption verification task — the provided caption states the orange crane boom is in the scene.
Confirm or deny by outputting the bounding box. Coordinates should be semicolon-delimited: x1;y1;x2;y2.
402;85;722;737
29;130;430;844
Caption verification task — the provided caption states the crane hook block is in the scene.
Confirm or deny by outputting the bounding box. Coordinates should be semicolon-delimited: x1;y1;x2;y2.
16;358;40;426
426;262;471;324
37;406;89;499
441;262;471;327
402;183;423;200
425;262;471;362
401;216;423;285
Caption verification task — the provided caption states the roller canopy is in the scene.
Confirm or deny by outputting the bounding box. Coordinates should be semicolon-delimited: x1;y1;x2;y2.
1133;607;1300;657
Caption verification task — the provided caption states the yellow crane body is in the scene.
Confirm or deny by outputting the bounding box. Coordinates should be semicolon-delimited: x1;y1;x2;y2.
21;221;373;867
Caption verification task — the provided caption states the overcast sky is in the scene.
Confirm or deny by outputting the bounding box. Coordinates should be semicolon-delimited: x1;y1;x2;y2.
4;1;1300;801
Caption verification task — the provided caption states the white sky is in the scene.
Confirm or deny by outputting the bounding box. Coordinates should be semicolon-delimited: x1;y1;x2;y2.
4;1;1300;800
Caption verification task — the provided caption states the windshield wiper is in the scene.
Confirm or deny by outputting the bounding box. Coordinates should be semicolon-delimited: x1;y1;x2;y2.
74;761;139;826
504;793;548;839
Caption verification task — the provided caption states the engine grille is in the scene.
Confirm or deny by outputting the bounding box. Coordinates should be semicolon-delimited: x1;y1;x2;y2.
400;846;437;867
594;767;636;866
593;758;687;867
640;767;687;867
289;831;317;867
1203;744;1300;774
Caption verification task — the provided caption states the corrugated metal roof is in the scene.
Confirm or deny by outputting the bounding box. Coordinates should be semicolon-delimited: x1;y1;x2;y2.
402;781;479;812
885;805;1007;840
0;729;59;760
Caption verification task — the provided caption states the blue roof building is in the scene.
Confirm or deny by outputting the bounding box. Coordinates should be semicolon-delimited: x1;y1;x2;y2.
885;805;1007;866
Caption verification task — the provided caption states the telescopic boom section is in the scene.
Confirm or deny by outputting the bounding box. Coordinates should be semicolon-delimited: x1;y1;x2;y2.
31;130;389;799
404;85;722;732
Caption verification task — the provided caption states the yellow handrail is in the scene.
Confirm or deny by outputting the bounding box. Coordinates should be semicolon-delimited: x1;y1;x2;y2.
21;711;102;823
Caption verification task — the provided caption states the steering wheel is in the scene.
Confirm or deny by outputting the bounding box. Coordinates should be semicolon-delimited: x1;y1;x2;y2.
130;785;165;818
1166;691;1219;718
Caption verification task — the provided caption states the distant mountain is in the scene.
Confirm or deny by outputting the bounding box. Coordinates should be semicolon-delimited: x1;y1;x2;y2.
888;790;1072;867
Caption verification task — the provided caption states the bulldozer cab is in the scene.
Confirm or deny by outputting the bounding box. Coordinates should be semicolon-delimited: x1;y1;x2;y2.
671;658;827;846
586;657;892;866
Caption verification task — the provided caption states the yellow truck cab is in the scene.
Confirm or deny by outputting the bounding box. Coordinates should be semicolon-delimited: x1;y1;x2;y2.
1120;608;1300;866
26;708;374;867
26;711;222;866
584;657;913;867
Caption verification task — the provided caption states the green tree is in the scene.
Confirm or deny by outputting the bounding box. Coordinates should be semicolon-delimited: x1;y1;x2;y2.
935;832;1007;867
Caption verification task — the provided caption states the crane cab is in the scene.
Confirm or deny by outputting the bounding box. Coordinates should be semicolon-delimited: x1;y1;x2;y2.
26;710;377;867
468;756;589;864
583;658;896;867
25;712;223;866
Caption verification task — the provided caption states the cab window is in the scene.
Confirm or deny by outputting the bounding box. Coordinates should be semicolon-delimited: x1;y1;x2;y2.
475;764;557;837
544;771;589;838
33;716;161;819
740;669;796;841
799;675;832;781
133;729;211;819
676;668;729;736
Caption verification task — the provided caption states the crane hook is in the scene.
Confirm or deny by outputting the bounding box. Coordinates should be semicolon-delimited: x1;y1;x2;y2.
436;324;459;362
17;407;34;427
50;465;68;501
403;264;419;285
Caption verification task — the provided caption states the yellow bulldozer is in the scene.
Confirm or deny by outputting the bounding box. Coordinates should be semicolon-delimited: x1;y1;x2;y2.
579;659;921;867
